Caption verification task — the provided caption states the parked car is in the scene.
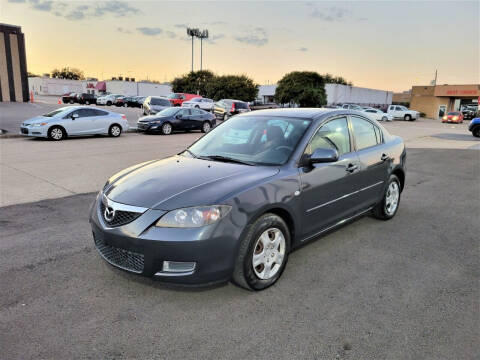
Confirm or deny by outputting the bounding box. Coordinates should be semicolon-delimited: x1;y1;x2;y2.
137;107;216;135
461;106;477;120
135;96;146;108
387;105;419;121
143;96;171;115
20;106;129;140
442;111;464;124
341;104;364;111
182;97;215;111
90;108;406;290
62;92;78;104
115;96;138;107
249;101;279;111
213;99;251;120
97;94;123;106
167;93;200;106
363;108;394;122
77;93;97;105
468;117;480;137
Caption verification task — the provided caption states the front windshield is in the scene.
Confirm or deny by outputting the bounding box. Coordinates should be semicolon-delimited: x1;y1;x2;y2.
43;108;69;117
187;116;312;165
168;93;182;99
157;107;180;116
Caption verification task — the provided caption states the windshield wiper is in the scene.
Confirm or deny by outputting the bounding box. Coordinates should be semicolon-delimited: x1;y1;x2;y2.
200;155;255;166
181;149;197;158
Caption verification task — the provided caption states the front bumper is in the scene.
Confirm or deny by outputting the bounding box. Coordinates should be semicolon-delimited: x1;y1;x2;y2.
20;126;47;137
89;194;239;285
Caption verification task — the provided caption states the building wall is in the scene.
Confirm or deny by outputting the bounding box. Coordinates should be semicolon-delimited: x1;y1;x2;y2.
410;95;451;119
29;77;84;95
0;24;29;102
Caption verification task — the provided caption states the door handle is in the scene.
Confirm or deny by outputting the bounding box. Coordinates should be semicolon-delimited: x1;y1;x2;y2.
345;164;358;173
381;153;390;161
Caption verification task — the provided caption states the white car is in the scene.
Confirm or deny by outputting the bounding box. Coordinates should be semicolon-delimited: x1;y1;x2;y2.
20;106;129;140
97;94;122;106
387;105;419;121
182;97;215;111
362;108;394;121
341;103;364;111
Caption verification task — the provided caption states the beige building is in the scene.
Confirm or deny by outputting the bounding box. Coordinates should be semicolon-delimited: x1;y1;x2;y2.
0;24;28;102
410;84;480;119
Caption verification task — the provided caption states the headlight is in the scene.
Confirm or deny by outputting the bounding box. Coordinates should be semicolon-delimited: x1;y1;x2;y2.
32;122;47;127
155;205;231;228
452;116;458;121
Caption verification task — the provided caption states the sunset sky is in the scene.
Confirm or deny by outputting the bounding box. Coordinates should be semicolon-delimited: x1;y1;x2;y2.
1;0;478;92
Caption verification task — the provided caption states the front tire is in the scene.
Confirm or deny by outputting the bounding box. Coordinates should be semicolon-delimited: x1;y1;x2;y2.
109;124;122;137
48;126;66;141
381;116;387;121
404;114;412;121
160;122;172;135
85;100;90;105
472;126;480;138
106;101;112;106
232;213;290;291
372;174;401;220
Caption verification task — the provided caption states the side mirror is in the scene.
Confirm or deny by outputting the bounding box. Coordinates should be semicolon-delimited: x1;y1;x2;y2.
176;114;183;119
310;148;339;164
71;113;79;120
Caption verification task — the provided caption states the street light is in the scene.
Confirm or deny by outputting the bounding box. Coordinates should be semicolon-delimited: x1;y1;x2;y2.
187;28;199;72
197;29;209;71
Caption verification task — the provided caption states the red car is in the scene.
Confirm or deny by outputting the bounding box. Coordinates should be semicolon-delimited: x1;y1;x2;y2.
167;93;201;106
442;111;464;123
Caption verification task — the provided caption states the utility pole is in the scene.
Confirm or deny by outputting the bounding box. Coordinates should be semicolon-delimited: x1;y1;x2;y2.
434;69;437;86
187;28;199;72
197;29;209;71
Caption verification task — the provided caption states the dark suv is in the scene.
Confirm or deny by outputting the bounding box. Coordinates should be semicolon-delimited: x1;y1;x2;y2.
77;93;97;105
213;99;251;120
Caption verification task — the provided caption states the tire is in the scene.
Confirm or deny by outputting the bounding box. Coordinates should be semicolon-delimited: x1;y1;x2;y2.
372;174;401;220
69;100;74;104
107;101;112;106
223;113;229;121
201;121;211;133
232;213;290;291
109;124;122;137
160;122;172;135
48;126;66;141
85;100;90;105
472;126;480;138
381;116;388;121
404;114;412;121
124;103;128;107
195;105;200;109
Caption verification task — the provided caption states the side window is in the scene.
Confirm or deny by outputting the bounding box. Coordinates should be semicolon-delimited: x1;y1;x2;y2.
305;117;350;156
192;109;202;115
92;109;108;116
351;116;380;150
395;106;403;111
180;109;191;116
366;110;375;113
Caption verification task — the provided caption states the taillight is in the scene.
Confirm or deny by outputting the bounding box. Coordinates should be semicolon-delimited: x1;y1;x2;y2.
230;103;235;112
121;115;126;119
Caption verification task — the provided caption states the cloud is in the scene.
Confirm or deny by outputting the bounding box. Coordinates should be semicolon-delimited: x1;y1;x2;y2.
65;9;85;20
7;0;27;3
117;27;132;34
30;0;53;11
310;6;350;22
137;27;163;36
165;31;177;39
93;1;139;17
234;27;268;47
297;47;308;52
205;34;225;45
174;24;188;29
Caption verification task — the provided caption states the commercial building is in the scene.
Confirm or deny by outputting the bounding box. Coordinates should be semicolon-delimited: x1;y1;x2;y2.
257;83;393;108
0;24;28;102
409;84;479;119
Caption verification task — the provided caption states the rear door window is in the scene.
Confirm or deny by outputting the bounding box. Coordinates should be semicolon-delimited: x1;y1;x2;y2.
235;102;248;109
351;116;381;150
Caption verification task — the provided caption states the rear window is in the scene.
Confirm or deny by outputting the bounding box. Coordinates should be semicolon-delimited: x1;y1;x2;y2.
151;98;170;106
234;101;249;109
447;112;460;115
168;93;182;99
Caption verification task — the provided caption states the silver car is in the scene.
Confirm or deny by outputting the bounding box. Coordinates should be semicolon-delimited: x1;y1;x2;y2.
142;96;171;115
20;106;129;140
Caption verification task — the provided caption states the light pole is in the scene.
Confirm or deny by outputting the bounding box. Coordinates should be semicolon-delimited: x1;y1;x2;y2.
187;28;199;72
197;29;209;71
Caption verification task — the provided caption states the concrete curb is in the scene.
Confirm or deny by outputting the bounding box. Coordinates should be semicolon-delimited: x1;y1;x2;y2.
0;127;139;139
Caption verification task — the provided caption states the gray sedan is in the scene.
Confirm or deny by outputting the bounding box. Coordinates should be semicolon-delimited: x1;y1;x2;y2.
20;106;129;140
90;108;406;290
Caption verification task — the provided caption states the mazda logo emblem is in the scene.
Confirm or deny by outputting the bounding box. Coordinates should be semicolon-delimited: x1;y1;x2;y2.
104;206;115;222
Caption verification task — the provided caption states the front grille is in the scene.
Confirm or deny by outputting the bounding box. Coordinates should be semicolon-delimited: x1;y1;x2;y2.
100;202;142;227
94;237;144;273
21;127;28;134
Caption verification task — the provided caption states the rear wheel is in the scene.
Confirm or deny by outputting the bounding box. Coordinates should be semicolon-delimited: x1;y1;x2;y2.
106;101;112;106
232;213;290;291
109;124;122;137
124;103;128;107
201;121;211;133
372;174;401;220
381;116;387;121
472;126;480;137
48;126;66;141
161;122;172;135
85;100;90;105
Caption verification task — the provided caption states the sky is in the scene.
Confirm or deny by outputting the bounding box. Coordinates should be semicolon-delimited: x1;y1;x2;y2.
1;0;479;92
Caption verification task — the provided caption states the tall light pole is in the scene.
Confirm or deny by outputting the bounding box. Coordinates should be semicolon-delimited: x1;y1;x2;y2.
187;28;199;72
197;29;209;71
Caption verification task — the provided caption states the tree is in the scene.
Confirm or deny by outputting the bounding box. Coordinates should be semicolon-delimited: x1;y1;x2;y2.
322;73;352;86
51;67;85;80
206;75;258;101
274;71;327;107
27;71;40;78
171;70;216;96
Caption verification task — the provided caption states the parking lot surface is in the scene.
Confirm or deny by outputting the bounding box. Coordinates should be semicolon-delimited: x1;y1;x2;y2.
1;148;478;359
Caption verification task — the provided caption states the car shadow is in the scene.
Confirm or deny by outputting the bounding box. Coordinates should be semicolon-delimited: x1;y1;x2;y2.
431;133;479;141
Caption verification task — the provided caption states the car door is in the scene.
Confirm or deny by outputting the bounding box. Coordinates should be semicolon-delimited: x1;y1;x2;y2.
91;109;110;133
173;108;191;130
299;116;363;238
349;115;390;209
189;108;205;129
62;109;94;135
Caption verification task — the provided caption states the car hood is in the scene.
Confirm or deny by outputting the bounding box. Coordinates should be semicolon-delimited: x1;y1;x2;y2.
23;116;51;125
105;156;280;210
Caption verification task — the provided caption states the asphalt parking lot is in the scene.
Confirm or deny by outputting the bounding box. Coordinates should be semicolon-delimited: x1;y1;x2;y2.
0;108;479;359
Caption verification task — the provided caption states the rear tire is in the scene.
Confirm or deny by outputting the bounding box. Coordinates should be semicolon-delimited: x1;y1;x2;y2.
381;116;387;121
472;126;480;137
372;174;401;220
232;213;290;291
124;103;128;107
201;121;211;133
107;101;112;106
85;100;90;105
404;114;412;121
48;126;66;141
109;124;122;137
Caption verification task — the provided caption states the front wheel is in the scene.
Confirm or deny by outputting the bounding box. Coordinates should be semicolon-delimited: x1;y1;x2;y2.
472;126;480;137
381;116;387;121
48;126;66;141
85;100;90;105
232;213;290;291
106;101;112;106
161;122;172;135
109;124;122;137
372;174;401;220
201;121;211;133
124;103;128;107
404;114;412;121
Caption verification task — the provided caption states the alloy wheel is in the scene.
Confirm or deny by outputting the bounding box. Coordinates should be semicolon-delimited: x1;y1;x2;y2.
162;123;172;135
203;122;211;133
50;128;63;140
252;228;286;280
385;181;400;215
110;125;121;137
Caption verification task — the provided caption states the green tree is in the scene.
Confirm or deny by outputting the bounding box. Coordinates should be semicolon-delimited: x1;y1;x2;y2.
171;70;216;96
51;67;85;80
206;75;258;101
274;71;327;107
322;73;351;86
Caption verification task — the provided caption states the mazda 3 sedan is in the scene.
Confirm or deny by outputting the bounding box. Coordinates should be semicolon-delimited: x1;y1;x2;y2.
20;106;129;140
90;108;406;290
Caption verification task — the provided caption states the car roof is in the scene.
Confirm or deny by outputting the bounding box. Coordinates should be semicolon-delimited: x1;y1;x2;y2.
238;108;376;121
